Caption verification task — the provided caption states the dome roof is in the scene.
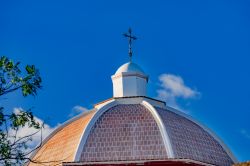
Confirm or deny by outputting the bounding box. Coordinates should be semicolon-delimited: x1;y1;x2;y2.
29;111;95;165
29;98;236;166
115;62;145;75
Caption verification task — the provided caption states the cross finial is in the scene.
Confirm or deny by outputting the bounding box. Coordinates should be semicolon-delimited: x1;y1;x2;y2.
123;28;137;62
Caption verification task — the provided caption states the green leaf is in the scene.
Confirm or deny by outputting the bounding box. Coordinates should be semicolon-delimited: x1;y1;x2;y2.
25;65;35;74
6;61;14;71
0;56;7;67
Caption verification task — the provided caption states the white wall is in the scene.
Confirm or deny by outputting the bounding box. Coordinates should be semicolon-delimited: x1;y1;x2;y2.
112;74;147;97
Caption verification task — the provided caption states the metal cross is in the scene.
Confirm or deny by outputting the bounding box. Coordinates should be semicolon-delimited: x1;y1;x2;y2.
123;28;137;62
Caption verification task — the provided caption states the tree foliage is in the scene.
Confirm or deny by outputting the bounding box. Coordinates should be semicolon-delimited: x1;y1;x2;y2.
0;56;43;165
0;56;42;96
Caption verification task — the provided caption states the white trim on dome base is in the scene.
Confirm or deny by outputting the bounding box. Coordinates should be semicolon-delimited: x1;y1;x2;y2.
94;96;166;109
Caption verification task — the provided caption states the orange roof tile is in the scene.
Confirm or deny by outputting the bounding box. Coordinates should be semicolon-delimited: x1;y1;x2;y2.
28;111;95;166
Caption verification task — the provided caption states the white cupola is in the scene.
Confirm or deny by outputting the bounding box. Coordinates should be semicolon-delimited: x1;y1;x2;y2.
111;62;148;97
112;28;148;97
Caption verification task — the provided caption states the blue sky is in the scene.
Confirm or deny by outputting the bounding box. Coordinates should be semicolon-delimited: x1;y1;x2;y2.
0;0;249;162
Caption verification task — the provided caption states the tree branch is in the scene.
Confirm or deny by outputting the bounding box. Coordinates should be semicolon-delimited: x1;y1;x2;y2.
0;85;22;96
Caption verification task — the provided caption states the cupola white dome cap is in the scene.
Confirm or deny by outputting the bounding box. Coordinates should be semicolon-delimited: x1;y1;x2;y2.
115;62;145;75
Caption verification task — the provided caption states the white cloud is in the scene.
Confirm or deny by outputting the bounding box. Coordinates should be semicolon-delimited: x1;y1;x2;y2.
240;129;250;139
158;74;198;98
69;105;89;117
8;108;58;152
156;74;200;110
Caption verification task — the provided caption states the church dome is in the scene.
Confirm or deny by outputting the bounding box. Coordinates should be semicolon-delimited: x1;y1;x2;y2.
115;62;145;75
28;29;236;166
29;98;236;166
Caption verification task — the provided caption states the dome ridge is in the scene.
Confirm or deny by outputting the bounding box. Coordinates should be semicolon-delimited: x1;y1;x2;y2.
115;62;145;75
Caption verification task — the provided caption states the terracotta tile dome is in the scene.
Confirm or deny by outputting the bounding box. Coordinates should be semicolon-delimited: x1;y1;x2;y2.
80;104;167;162
28;98;236;166
29;111;95;166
